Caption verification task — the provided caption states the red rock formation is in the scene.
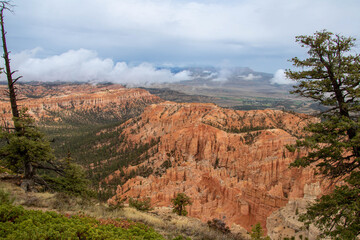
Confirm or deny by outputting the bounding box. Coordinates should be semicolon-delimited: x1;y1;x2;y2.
107;102;322;232
0;84;324;233
0;83;161;124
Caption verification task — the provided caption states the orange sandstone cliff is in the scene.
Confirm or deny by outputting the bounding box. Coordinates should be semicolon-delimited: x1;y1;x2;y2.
107;102;324;232
0;83;161;124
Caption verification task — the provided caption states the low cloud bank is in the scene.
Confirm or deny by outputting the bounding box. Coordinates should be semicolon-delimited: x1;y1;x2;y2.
240;73;261;81
270;69;293;84
212;69;261;82
6;48;191;85
212;68;232;82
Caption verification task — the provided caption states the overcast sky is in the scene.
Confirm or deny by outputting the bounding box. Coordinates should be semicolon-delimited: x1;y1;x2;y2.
3;0;360;84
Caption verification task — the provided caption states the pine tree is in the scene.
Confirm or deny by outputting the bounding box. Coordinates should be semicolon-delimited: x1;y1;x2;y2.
250;223;270;240
0;110;92;196
0;109;56;191
171;193;192;216
286;30;360;239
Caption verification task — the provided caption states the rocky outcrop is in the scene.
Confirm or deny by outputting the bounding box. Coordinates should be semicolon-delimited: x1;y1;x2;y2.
266;182;331;240
0;83;161;124
107;102;322;233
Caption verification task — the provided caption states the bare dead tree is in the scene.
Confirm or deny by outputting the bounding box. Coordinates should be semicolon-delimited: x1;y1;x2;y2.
0;0;21;132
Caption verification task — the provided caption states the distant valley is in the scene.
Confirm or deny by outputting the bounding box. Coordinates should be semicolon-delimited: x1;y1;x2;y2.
143;67;323;113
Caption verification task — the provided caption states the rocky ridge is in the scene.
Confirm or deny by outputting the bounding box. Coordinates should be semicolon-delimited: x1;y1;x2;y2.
107;101;325;232
0;83;161;124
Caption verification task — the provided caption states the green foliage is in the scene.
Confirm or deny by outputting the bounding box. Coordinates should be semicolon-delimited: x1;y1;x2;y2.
0;109;55;175
0;189;14;205
0;202;165;239
243;131;261;145
204;121;273;134
287;31;360;114
250;223;270;240
129;197;152;212
0;166;14;174
171;236;192;240
286;30;360;239
108;195;126;211
41;117;159;200
171;193;192;216
0;109;94;197
160;159;172;170
43;156;95;198
299;172;360;239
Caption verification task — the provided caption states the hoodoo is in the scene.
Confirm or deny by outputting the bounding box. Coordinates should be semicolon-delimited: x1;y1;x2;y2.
107;102;325;232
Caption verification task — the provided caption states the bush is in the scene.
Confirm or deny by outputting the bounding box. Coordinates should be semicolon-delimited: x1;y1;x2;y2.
207;218;230;234
0;166;14;174
171;235;192;240
171;193;192;216
250;223;270;240
129;197;152;212
0;189;14;205
0;202;165;239
108;196;125;211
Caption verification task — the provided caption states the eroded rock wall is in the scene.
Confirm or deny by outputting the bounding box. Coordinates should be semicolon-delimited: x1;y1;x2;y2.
0;84;161;123
107;102;321;232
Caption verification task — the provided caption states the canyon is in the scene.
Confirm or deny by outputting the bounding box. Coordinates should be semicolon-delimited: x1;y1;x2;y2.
0;83;326;237
106;101;326;233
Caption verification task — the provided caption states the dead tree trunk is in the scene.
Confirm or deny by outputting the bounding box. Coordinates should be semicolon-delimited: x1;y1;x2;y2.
0;2;20;131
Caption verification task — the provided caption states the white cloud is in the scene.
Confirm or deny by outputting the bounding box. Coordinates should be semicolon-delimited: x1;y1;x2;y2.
212;68;231;82
6;48;191;85
270;69;293;85
240;73;261;81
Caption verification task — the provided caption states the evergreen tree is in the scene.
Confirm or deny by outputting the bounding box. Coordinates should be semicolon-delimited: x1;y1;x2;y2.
0;110;93;196
42;154;94;197
0;109;56;190
171;193;192;216
286;30;360;239
250;223;270;240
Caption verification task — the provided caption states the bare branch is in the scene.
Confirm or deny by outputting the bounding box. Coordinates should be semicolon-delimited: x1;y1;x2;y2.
13;76;22;84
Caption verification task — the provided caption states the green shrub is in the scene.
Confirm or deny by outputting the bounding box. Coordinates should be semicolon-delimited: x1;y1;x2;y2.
250;223;270;240
129;197;152;212
108;196;125;211
0;167;14;174
0;202;165;239
171;235;192;240
0;189;14;205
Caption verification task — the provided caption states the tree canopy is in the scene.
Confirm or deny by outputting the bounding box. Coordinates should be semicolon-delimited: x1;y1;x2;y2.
286;30;360;239
171;193;192;216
